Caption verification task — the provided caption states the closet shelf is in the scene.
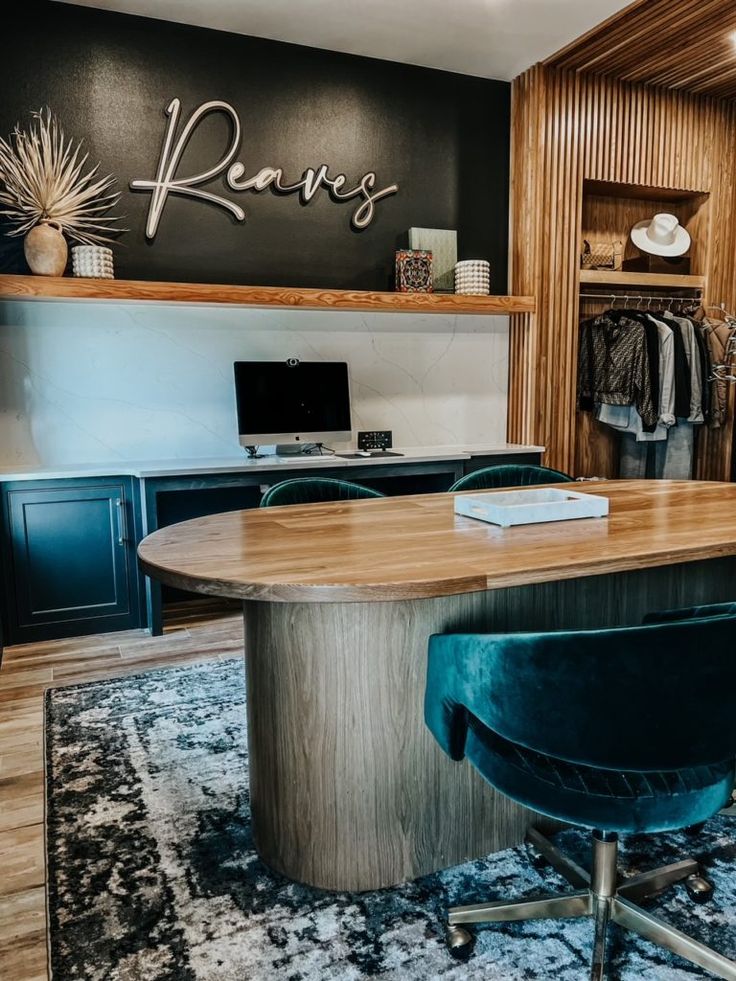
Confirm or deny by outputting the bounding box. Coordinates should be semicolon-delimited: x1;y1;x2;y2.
0;274;536;316
579;270;706;290
582;179;708;203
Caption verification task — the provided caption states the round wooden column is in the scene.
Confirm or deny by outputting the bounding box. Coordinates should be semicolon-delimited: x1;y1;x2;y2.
243;595;535;892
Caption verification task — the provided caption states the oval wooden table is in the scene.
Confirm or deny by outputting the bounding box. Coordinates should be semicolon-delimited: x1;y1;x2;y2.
138;480;736;891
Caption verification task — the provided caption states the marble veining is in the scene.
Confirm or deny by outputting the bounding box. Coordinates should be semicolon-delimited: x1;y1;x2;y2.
0;300;509;467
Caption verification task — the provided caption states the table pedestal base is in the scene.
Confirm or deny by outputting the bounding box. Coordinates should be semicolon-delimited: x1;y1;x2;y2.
243;557;735;891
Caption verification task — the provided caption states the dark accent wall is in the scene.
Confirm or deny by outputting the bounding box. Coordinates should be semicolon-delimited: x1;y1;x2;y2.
1;1;510;292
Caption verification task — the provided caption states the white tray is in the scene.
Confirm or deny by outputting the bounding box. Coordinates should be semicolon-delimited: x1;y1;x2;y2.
454;487;609;527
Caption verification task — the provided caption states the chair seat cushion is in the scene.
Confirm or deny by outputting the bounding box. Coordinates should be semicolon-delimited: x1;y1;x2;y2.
465;716;735;834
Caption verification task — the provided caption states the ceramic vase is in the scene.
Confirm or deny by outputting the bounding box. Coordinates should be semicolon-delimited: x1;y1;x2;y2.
24;221;68;276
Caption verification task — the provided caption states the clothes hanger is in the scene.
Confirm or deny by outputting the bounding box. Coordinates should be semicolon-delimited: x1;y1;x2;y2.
624;294;653;324
606;293;630;320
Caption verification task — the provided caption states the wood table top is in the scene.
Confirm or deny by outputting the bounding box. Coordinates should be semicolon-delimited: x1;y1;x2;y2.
137;480;736;602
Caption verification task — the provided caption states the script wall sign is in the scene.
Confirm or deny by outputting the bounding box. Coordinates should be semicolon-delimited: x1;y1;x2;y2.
1;1;510;289
131;99;400;238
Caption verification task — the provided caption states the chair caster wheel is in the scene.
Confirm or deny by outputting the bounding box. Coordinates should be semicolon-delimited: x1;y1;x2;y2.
684;822;706;836
524;840;548;870
685;873;714;904
446;924;474;960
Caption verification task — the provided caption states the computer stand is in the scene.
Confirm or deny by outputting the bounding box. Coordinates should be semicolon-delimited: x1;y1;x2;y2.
300;443;334;456
336;450;405;459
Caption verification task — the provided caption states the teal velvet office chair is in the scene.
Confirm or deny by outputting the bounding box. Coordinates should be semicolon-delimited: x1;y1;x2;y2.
425;604;736;980
259;476;384;507
449;463;573;493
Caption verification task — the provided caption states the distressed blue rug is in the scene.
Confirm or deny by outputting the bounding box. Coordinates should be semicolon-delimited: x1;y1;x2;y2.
45;658;736;980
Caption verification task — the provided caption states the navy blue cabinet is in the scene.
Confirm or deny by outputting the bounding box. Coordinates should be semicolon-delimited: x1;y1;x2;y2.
1;478;143;644
0;451;543;644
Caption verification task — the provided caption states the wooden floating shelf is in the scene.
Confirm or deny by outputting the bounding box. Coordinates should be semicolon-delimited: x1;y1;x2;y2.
579;269;706;290
583;179;708;203
0;275;535;316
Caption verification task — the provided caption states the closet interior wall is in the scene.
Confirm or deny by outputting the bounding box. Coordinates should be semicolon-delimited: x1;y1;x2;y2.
508;66;736;479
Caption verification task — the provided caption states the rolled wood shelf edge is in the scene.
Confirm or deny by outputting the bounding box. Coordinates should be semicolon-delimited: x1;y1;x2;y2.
137;481;736;602
137;555;490;603
0;274;536;316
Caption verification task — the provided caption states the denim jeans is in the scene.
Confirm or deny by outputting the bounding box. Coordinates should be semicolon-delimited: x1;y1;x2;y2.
620;421;694;480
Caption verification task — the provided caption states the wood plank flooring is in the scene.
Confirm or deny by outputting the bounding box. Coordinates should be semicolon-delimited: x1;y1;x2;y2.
0;605;244;981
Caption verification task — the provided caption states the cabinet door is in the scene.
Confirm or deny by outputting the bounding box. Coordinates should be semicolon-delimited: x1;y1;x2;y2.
4;481;140;642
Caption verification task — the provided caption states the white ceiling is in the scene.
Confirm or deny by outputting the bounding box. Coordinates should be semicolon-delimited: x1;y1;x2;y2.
58;0;633;80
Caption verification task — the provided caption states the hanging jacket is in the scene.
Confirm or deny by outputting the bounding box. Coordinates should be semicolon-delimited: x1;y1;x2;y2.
666;318;692;418
663;313;704;424
596;316;675;440
622;310;661;423
700;318;735;428
689;320;711;422
578;313;657;429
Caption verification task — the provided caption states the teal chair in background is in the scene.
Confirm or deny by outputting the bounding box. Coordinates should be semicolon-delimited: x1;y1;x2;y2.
259;476;385;507
425;603;736;979
449;463;573;493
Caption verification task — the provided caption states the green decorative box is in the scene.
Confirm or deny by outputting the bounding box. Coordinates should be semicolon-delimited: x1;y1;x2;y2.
408;228;457;292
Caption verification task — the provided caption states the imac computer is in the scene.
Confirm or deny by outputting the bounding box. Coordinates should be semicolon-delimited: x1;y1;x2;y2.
234;359;352;453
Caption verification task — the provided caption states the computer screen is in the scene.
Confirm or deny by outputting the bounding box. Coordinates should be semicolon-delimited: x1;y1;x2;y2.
234;360;352;445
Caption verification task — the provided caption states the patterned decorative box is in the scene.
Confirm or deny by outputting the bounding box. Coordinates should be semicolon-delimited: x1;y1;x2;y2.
580;239;623;271
408;228;457;292
395;250;433;293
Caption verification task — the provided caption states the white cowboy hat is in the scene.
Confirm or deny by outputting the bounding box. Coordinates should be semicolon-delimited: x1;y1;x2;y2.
630;213;691;257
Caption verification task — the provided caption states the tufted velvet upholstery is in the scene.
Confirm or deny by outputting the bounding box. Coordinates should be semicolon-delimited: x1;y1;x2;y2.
425;605;736;833
449;464;574;493
260;477;385;508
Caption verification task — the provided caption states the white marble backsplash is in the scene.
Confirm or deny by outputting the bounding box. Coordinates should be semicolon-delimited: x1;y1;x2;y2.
0;300;510;466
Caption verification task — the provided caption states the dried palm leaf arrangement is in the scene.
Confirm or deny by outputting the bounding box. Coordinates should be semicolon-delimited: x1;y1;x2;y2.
0;108;125;275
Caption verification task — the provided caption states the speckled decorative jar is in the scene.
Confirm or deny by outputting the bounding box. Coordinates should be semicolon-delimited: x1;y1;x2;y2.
454;259;490;295
71;245;114;279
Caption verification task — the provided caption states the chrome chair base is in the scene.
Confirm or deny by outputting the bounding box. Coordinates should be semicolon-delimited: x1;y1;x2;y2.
719;791;736;817
447;827;736;980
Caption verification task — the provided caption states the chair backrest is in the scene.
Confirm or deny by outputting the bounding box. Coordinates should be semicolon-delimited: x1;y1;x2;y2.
260;477;385;508
644;601;736;624
425;607;736;772
449;464;574;494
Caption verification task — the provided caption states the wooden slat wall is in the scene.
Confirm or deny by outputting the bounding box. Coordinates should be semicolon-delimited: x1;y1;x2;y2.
548;0;736;101
508;66;736;479
508;66;546;445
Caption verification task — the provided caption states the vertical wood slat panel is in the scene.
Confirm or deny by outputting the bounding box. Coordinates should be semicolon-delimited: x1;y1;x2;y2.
547;0;736;101
509;64;545;443
509;66;736;479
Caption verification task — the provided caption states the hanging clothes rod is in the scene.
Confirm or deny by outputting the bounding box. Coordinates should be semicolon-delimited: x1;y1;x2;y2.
579;292;702;302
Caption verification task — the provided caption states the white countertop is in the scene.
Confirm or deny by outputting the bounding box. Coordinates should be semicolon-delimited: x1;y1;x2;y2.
0;444;545;482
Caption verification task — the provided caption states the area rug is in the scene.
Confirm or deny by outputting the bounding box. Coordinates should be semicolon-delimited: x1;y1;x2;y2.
45;658;736;980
